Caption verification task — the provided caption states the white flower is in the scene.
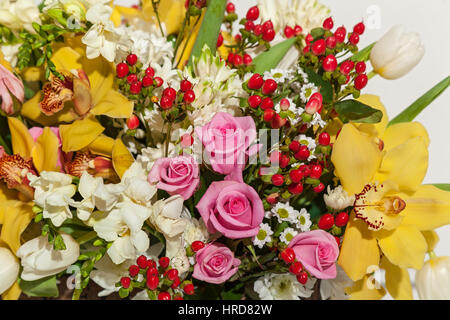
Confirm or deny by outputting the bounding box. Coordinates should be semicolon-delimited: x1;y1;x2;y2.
0;247;19;295
254;273;316;300
310;112;327;128
370;25;425;80
272;202;299;224
28;172;76;227
137;143;177;173
17;234;80;281
320;265;353;300
69;171;102;221
279;227;298;245
323;185;355;211
295;134;317;151
295;208;312;232
82;3;121;62
416;256;450;300
253;223;274;249
182;210;209;247
90;255;133;297
263;68;293;84
0;43;21;67
299;83;319;103
0;0;41;33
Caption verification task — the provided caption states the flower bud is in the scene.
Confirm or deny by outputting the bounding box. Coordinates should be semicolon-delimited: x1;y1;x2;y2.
416;256;450;300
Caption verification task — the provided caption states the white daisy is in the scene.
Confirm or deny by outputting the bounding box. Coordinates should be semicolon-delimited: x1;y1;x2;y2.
271;202;299;224
311;113;327;128
253;223;274;249
299;83;319;103
279;227;298;245
295;134;317;151
295;208;312;232
263;68;293;84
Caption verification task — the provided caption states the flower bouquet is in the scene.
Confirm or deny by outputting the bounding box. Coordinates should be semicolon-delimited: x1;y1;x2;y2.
0;0;449;301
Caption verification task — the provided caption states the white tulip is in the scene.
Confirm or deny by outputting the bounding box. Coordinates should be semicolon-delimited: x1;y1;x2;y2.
0;247;19;295
370;25;425;79
416;256;450;300
17;234;80;281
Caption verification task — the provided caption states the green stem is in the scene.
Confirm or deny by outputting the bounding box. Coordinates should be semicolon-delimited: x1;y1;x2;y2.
165;122;172;157
152;0;165;37
76;231;98;245
367;70;377;80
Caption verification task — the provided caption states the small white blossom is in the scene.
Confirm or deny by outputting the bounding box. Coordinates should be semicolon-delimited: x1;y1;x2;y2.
253;223;274;249
279;227;298;245
311;113;327;128
295;208;312;232
323;185;355;211
299;83;319;103
254;273;316;300
271;202;299;224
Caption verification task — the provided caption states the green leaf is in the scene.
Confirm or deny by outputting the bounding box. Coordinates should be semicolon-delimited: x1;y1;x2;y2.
334;99;383;123
389;75;450;126
304;68;333;103
351;42;375;62
253;37;296;74
188;0;227;67
433;184;450;191
310;27;325;39
19;276;59;298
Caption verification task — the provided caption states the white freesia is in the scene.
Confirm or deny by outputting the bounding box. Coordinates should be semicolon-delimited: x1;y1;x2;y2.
137;143;176;173
69;171;102;221
416;256;450;300
370;25;425;80
0;247;19;295
320;265;353;300
254;273;316;300
0;0;41;33
90;255;134;297
28;172;76;227
323;185;355;211
16;234;80;281
82;3;122;62
0;43;21;67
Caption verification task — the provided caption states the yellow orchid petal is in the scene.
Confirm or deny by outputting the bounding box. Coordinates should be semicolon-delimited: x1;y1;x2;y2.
324;118;343;144
1;281;21;300
21;67;45;83
376;224;427;270
331;124;382;195
382;122;430;152
401;185;450;231
111;5;143;27
59;116;104;152
90;89;134;119
51;46;83;71
338;212;380;281
8;117;34;159
374;137;428;193
0;201;34;253
422;230;439;252
112;139;134;179
80;56;115;106
381;256;413;300
142;0;186;35
355;94;389;138
31;127;60;173
88;135;115;157
346;274;386;300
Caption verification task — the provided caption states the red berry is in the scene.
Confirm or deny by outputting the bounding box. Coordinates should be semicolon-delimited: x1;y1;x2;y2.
305;34;314;44
318;213;334;230
147;259;156;268
289;141;301;153
294;145;310;161
289;261;304;275
116;63;129;78
279;154;290;169
289;169;303;183
120;277;131;289
191;241;205;252
335;236;341;246
160;96;173;109
154;76;163;87
171;277;181;289
243;54;253;65
309;165;323;179
349;33;360;45
227;53;235;64
248;74;264;90
323;17;334;30
180;79;192;92
271;114;287;129
127;114;140;130
183;89;196;104
147;267;158;277
145;67;155;77
142;75;153;87
248;95;262;108
217;33;224;47
137;255;148;269
166;269;179;281
263;109;275;122
280;248;296;264
174;296;184;300
272;174;284;186
226;2;235;13
184;283;195;295
158;292;171;300
235;34;242;42
311;39;326;55
297;271;308;284
147;275;159;290
299;164;310;176
354;74;368;90
262;79;278;95
262;28;275;42
266;193;279;205
284;26;294;38
129;265;140;277
353;22;365;35
270;151;282;165
355;61;366;74
322;54;338;72
159;257;170;268
233;54;243;66
280;98;290;111
334;26;346;43
126;53;138;66
335;212;349;227
127;73;138;84
318;132;330;146
180;134;194;148
253;24;263;36
130;81;142;94
303;45;310;54
246;6;259;21
260;97;274;110
313;182;325;193
163;87;177;101
263;20;274;31
340;60;355;75
288;183;304;195
294;25;303;35
326;36;337;49
245;20;255;31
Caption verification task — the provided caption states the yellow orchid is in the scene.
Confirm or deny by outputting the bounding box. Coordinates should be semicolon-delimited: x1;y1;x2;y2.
332;94;450;300
21;42;133;154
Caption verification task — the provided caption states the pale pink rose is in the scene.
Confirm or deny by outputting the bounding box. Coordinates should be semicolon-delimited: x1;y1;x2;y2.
196;181;264;239
288;230;339;279
0;64;24;115
195;112;259;182
148;155;200;200
193;242;241;284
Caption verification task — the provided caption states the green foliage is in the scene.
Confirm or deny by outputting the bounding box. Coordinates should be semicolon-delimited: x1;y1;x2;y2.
19;276;59;298
334;99;383;123
351;42;375;62
253;38;297;74
433;184;450;191
304;68;333;103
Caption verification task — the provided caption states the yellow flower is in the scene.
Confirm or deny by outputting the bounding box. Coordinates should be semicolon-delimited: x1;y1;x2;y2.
332;94;450;300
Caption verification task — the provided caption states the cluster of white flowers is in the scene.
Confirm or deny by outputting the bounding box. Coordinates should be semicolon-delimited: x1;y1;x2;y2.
0;0;41;33
324;185;355;211
254;273;316;300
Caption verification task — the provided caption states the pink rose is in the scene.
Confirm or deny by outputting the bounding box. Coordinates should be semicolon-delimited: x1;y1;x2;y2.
148;155;200;200
0;64;24;115
193;242;241;284
288;230;339;279
195;112;259;182
196;181;264;239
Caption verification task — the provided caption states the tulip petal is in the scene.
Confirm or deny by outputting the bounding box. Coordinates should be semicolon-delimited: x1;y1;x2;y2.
32;127;60;173
355;95;389;138
59;116;105;152
8;117;34;159
377;224;427;270
338;212;380;281
381;256;413;300
90;89;134;119
331;124;382;195
346;274;386;300
112;139;134;179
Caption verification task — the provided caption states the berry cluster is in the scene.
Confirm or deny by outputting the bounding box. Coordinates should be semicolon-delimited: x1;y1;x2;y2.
118;255;195;300
316;211;350;246
280;248;309;285
283;25;303;39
